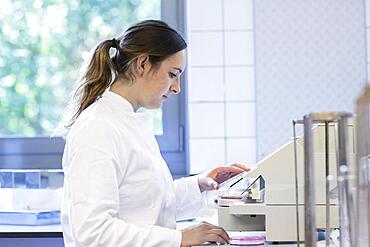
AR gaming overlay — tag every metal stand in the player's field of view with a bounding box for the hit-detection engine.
[293,112,353,247]
[292,120,300,247]
[303,115,316,247]
[355,85,370,247]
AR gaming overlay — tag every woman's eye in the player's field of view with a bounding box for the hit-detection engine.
[169,72,176,78]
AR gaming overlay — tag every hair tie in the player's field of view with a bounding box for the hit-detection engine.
[112,38,119,48]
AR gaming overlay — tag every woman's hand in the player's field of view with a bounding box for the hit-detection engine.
[181,222,230,247]
[198,163,250,192]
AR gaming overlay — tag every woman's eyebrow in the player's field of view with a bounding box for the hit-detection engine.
[172,67,183,74]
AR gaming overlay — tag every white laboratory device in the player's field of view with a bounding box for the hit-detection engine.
[217,121,356,242]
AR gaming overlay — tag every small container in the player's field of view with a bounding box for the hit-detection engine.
[0,169,63,225]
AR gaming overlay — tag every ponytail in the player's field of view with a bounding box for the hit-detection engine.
[66,39,118,128]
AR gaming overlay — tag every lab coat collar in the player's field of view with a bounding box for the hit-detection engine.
[101,90,135,113]
[101,90,152,127]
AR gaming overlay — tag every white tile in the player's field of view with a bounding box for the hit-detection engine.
[226,102,255,137]
[226,138,256,166]
[368,29,370,62]
[189,138,226,174]
[188,0,223,30]
[189,103,225,137]
[225,31,254,65]
[224,0,254,30]
[225,67,255,101]
[189,32,223,66]
[189,67,224,102]
[366,0,370,27]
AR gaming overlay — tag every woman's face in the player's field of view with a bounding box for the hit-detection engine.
[138,49,186,109]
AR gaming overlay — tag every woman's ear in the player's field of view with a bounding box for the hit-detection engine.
[135,54,151,76]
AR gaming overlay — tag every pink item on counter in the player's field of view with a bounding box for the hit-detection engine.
[229,235,265,246]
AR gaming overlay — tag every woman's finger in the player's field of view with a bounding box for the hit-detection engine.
[208,228,230,243]
[215,166,245,174]
[205,232,229,244]
[230,163,250,171]
[215,172,240,183]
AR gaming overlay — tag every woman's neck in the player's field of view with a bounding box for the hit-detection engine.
[110,79,141,112]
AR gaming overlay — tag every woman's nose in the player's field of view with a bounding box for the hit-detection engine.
[171,80,181,94]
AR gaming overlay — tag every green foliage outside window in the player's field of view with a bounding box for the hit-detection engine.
[0,0,161,136]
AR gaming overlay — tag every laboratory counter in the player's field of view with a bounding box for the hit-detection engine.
[0,219,306,246]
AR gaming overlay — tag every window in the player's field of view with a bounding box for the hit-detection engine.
[0,0,160,135]
[0,0,187,175]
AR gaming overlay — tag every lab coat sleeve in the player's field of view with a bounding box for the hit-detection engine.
[174,175,206,221]
[65,120,182,247]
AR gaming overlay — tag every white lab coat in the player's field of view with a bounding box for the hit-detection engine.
[61,90,205,247]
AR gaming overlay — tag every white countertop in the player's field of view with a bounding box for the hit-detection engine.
[0,224,61,233]
[0,211,313,246]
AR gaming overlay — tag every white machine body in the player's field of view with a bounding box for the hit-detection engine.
[217,123,356,242]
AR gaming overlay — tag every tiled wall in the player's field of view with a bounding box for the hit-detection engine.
[366,0,370,76]
[187,0,256,174]
[186,0,368,174]
[255,0,367,160]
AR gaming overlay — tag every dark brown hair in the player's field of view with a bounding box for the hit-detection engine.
[65,20,187,128]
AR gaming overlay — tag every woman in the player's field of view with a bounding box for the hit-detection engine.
[61,20,249,247]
